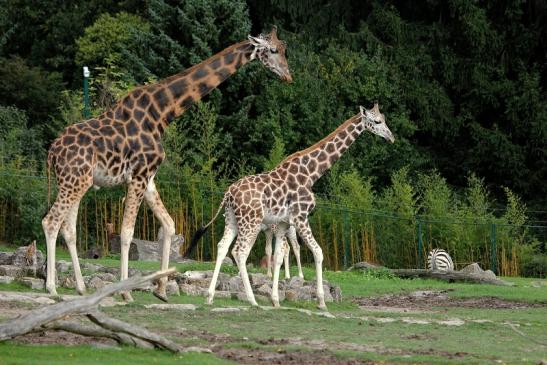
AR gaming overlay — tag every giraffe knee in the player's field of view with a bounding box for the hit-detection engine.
[163,217,175,238]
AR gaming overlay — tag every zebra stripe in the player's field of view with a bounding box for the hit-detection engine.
[427,249,454,272]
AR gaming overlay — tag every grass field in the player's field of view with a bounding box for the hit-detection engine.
[0,250,546,364]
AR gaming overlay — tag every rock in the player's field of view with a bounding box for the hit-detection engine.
[35,297,56,305]
[85,246,103,259]
[236,291,249,301]
[181,271,210,280]
[94,272,117,282]
[222,256,234,265]
[211,307,241,313]
[11,245,44,270]
[83,263,103,272]
[0,275,14,284]
[288,276,305,288]
[60,276,76,289]
[166,280,180,296]
[330,285,342,302]
[145,303,197,311]
[0,252,13,265]
[256,284,272,296]
[19,277,45,290]
[86,276,106,289]
[285,289,299,301]
[56,260,72,273]
[323,285,334,302]
[0,265,25,277]
[249,273,269,287]
[460,263,484,274]
[214,291,232,299]
[180,283,206,296]
[482,270,497,280]
[110,232,184,262]
[227,276,243,292]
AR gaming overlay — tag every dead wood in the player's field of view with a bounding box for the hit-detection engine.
[390,269,514,286]
[0,267,175,341]
[87,311,183,352]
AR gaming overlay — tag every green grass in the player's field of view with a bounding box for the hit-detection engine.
[0,343,232,365]
[1,254,546,364]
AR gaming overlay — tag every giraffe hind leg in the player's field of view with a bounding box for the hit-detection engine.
[232,224,261,307]
[206,207,237,305]
[144,180,175,302]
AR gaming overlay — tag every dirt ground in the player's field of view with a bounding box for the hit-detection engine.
[352,290,545,310]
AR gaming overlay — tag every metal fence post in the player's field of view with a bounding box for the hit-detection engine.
[490,223,497,275]
[343,209,350,269]
[417,219,423,269]
[83,66,91,118]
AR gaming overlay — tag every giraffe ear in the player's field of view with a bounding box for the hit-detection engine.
[248,35,267,47]
[372,101,380,114]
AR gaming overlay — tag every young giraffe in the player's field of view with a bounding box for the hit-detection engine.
[261,224,304,279]
[188,103,394,310]
[42,27,291,302]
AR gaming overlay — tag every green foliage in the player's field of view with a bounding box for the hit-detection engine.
[360,267,398,280]
[0,106,44,163]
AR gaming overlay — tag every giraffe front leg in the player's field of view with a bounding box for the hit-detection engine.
[264,228,273,278]
[206,209,237,305]
[232,224,261,307]
[295,219,327,311]
[144,181,175,303]
[60,201,86,295]
[119,180,145,302]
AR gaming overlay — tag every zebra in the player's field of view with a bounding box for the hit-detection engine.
[427,249,454,272]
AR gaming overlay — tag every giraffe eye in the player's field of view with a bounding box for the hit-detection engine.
[270,48,278,54]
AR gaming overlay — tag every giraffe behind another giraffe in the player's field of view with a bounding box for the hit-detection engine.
[187,104,394,310]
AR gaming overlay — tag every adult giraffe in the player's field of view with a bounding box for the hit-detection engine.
[188,104,394,310]
[42,27,291,302]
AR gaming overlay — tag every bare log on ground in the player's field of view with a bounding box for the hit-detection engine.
[390,269,514,286]
[46,319,154,349]
[87,311,182,352]
[0,268,176,341]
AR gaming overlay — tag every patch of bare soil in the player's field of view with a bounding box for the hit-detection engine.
[216,347,373,365]
[353,290,545,310]
[14,330,118,348]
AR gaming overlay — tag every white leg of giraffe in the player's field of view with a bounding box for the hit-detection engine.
[287,226,304,279]
[119,179,145,302]
[60,201,85,295]
[264,227,273,278]
[206,208,238,305]
[271,224,290,307]
[144,179,175,302]
[43,178,92,295]
[232,225,261,307]
[295,219,326,310]
[283,238,291,280]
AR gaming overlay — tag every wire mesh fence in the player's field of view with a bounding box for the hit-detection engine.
[0,170,545,276]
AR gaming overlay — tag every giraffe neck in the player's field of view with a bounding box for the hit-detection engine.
[281,113,364,185]
[114,40,255,137]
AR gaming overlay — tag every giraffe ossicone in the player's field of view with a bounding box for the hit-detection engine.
[186,104,394,310]
[41,26,291,301]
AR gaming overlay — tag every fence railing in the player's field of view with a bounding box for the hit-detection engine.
[0,170,545,276]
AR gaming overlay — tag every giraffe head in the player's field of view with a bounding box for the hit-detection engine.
[359,103,395,143]
[248,26,292,83]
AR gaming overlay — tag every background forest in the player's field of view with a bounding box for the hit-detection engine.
[0,0,545,276]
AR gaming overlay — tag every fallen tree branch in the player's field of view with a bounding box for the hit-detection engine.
[87,311,182,352]
[389,269,514,286]
[0,267,176,341]
[45,319,154,349]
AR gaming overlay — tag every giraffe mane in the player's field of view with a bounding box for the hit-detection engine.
[280,113,361,163]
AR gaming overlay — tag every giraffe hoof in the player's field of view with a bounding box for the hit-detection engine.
[76,287,87,296]
[205,297,213,305]
[153,290,168,303]
[121,291,134,302]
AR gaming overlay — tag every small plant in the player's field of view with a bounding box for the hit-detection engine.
[361,267,398,280]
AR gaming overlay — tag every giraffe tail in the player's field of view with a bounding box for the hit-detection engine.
[45,151,54,212]
[183,192,229,258]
